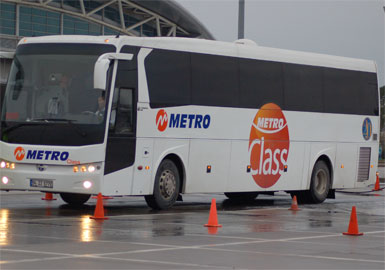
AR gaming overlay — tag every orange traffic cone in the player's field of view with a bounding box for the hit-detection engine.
[289,195,300,211]
[204,198,222,227]
[90,193,109,220]
[372,174,381,191]
[41,192,56,201]
[343,206,363,236]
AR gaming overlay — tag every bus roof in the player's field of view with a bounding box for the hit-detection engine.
[19,35,376,73]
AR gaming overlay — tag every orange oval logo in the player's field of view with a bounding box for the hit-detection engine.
[156,109,168,132]
[249,103,290,188]
[14,147,26,161]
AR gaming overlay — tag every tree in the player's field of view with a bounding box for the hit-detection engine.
[381,85,385,130]
[380,86,385,160]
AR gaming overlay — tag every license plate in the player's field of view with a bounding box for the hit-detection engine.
[30,179,53,188]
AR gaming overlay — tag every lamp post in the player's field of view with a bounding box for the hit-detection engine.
[238,0,245,39]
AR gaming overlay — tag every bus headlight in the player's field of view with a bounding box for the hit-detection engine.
[2,176,9,185]
[1,160,16,170]
[73,164,98,173]
[88,165,95,173]
[83,181,92,189]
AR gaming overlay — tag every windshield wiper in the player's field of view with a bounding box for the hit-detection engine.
[30,118,88,137]
[2,122,47,134]
[28,118,75,122]
[3,118,87,137]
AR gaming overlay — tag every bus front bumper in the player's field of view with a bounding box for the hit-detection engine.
[0,162,102,194]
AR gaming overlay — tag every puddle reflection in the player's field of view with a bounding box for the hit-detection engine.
[80,215,104,242]
[81,215,93,242]
[0,209,9,246]
[250,223,278,233]
[206,226,219,235]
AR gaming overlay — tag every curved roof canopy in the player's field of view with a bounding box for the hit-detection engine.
[3,0,214,39]
[130,0,214,39]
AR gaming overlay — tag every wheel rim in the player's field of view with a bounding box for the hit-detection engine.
[315,169,327,195]
[159,169,176,200]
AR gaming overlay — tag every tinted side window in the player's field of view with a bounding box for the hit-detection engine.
[239,59,284,109]
[191,53,238,107]
[324,68,362,114]
[284,64,323,112]
[360,72,379,116]
[117,46,139,89]
[109,88,134,135]
[145,49,191,108]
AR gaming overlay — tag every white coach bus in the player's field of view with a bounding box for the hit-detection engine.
[0,36,379,209]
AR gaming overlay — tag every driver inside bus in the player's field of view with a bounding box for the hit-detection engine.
[95,94,106,117]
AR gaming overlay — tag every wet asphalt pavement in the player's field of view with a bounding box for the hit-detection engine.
[0,187,384,269]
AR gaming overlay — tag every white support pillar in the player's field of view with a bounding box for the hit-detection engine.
[79,0,86,15]
[87,0,116,16]
[156,17,161,36]
[238,0,245,39]
[118,0,125,29]
[166,26,176,37]
[15,4,19,36]
[126,16,155,32]
[60,13,64,34]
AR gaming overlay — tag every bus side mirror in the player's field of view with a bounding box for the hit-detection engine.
[93,53,134,90]
[94,58,111,90]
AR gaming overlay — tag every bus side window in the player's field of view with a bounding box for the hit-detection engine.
[109,88,133,135]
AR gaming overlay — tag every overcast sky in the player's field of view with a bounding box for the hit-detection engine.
[175,0,385,86]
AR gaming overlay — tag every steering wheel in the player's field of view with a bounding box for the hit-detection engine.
[81,111,95,115]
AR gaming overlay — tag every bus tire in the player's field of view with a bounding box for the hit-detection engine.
[60,193,91,206]
[224,192,259,201]
[145,159,180,210]
[307,160,331,204]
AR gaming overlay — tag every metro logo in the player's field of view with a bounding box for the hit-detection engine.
[156,109,168,132]
[13,147,69,162]
[14,147,26,161]
[249,103,290,188]
[156,110,211,132]
[26,150,69,161]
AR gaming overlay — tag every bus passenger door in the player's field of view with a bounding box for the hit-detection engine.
[104,87,137,174]
[103,57,138,195]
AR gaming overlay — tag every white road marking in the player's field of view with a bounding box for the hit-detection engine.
[198,246,385,264]
[0,248,224,268]
[4,231,384,266]
[0,256,77,264]
[8,233,184,247]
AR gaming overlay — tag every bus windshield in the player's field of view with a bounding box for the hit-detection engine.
[1,43,115,146]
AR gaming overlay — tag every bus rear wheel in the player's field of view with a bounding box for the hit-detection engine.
[224,192,259,201]
[145,159,180,210]
[60,193,91,206]
[308,160,331,203]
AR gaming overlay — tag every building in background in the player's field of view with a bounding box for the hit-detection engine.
[0,0,214,101]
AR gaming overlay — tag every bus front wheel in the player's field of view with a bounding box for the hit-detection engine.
[60,193,91,206]
[145,159,180,210]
